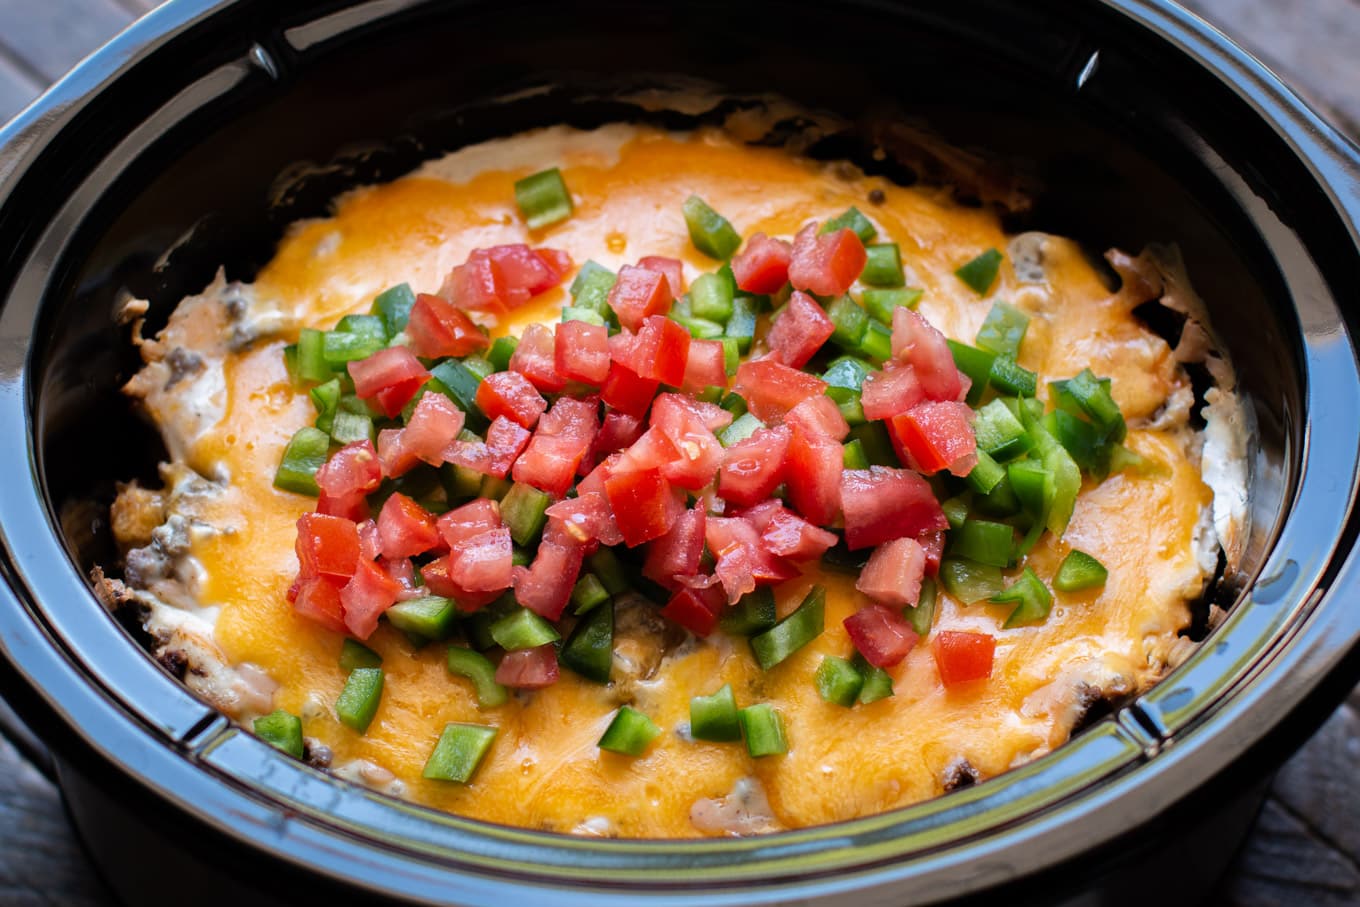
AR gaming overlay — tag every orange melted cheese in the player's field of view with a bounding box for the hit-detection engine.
[185,127,1210,836]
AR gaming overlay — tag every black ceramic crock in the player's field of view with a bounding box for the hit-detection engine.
[1,1,1359,904]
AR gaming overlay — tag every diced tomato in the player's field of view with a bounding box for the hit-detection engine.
[513,396,600,495]
[861,363,925,421]
[933,631,996,687]
[381,556,420,599]
[718,425,791,507]
[787,224,867,297]
[631,315,690,387]
[533,248,574,287]
[844,604,918,668]
[607,265,673,331]
[295,512,360,583]
[340,558,403,639]
[783,423,843,525]
[637,255,684,300]
[376,493,441,560]
[419,557,502,610]
[443,416,531,478]
[615,426,680,474]
[892,308,966,401]
[554,319,611,386]
[508,323,567,393]
[604,467,683,546]
[706,516,798,603]
[856,537,926,608]
[448,526,513,592]
[765,290,835,369]
[682,338,729,393]
[736,499,784,532]
[643,504,706,588]
[585,411,644,469]
[600,362,659,417]
[317,490,369,522]
[840,466,949,550]
[487,244,571,305]
[513,522,587,619]
[435,498,502,549]
[476,370,547,429]
[608,329,638,369]
[357,518,381,562]
[441,248,506,312]
[407,293,489,359]
[376,427,420,478]
[647,393,725,491]
[651,392,733,433]
[495,644,560,689]
[888,401,977,476]
[760,506,839,561]
[316,440,382,498]
[733,359,828,422]
[918,528,945,577]
[731,232,793,295]
[402,392,466,466]
[659,584,726,637]
[348,346,429,418]
[576,451,622,500]
[292,577,348,634]
[784,394,850,441]
[546,492,623,547]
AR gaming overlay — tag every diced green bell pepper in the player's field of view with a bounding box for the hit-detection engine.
[939,557,1005,603]
[274,426,330,496]
[422,722,497,782]
[253,710,304,759]
[738,703,788,757]
[1054,549,1109,592]
[815,656,864,707]
[560,600,613,683]
[386,595,458,641]
[598,706,661,756]
[956,248,1003,295]
[446,646,509,708]
[994,567,1054,628]
[489,607,560,651]
[975,301,1029,358]
[683,196,742,260]
[514,168,573,229]
[340,638,382,672]
[750,585,825,670]
[336,667,383,733]
[690,684,742,742]
[861,243,905,287]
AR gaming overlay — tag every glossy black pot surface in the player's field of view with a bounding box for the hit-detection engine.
[1,1,1359,905]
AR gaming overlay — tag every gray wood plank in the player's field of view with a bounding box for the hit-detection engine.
[0,0,134,84]
[0,47,42,126]
[1216,797,1360,907]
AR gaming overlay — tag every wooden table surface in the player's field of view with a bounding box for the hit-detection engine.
[0,1,1356,904]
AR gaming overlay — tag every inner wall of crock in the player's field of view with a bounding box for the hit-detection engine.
[33,0,1298,703]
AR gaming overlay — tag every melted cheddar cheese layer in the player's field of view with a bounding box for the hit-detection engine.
[165,126,1210,836]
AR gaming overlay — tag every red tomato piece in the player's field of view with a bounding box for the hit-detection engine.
[615,425,680,474]
[318,489,369,522]
[508,323,567,393]
[376,427,420,478]
[495,644,560,689]
[576,451,622,500]
[733,359,828,423]
[933,631,996,687]
[760,506,839,561]
[441,248,507,312]
[513,522,587,619]
[659,584,726,638]
[840,466,949,550]
[861,363,926,421]
[892,308,966,402]
[731,232,793,295]
[856,537,927,608]
[608,329,638,369]
[292,577,348,634]
[637,255,684,300]
[706,516,798,603]
[918,528,945,577]
[340,558,403,640]
[546,491,623,547]
[487,244,566,306]
[788,224,867,297]
[643,504,706,588]
[443,416,532,478]
[783,423,843,525]
[357,519,381,562]
[376,493,441,560]
[513,396,600,495]
[435,498,502,549]
[844,604,918,668]
[718,425,791,507]
[554,319,611,386]
[585,411,645,469]
[784,394,850,441]
[419,557,501,610]
[600,362,659,418]
[348,346,429,418]
[381,556,419,598]
[316,439,382,498]
[476,370,547,430]
[736,499,784,532]
[533,248,574,287]
[607,265,672,332]
[765,290,835,369]
[295,512,360,583]
[407,293,489,359]
[648,393,725,491]
[449,526,513,592]
[402,392,466,467]
[631,315,691,387]
[682,338,729,393]
[651,392,733,433]
[889,401,978,477]
[604,467,683,547]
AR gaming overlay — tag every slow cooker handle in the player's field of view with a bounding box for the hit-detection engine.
[0,692,57,783]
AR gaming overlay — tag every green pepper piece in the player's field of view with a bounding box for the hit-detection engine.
[274,426,329,496]
[321,328,383,368]
[820,206,877,243]
[295,328,332,384]
[815,656,864,707]
[462,595,517,651]
[501,482,551,546]
[1007,459,1049,517]
[598,706,662,756]
[975,302,1029,358]
[489,607,561,651]
[853,653,895,703]
[560,600,613,684]
[738,703,788,757]
[515,168,573,229]
[956,248,1003,295]
[989,356,1037,397]
[842,438,870,470]
[827,295,868,349]
[973,473,1022,518]
[941,494,971,531]
[683,195,742,260]
[586,548,630,596]
[823,355,875,392]
[422,723,498,782]
[571,260,617,316]
[719,337,741,376]
[1021,405,1082,537]
[858,319,893,361]
[562,306,607,326]
[310,378,342,433]
[974,398,1034,462]
[690,272,735,322]
[690,684,742,741]
[371,283,417,336]
[428,359,487,431]
[945,339,995,406]
[939,557,1005,604]
[1046,410,1106,474]
[446,646,509,708]
[336,667,384,734]
[905,577,937,637]
[995,567,1054,628]
[966,448,1007,495]
[253,710,304,759]
[725,294,758,353]
[478,474,514,501]
[1051,368,1127,443]
[1054,549,1109,592]
[717,412,765,448]
[718,390,748,418]
[570,573,611,615]
[488,336,519,372]
[720,586,777,637]
[672,313,726,340]
[331,410,374,445]
[949,519,1015,567]
[847,422,898,467]
[441,459,484,503]
[861,243,905,287]
[750,586,825,670]
[340,638,382,672]
[861,287,922,324]
[386,595,458,641]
